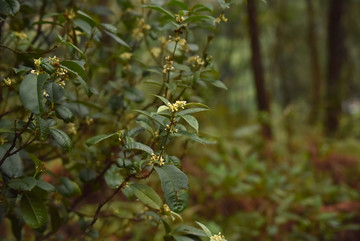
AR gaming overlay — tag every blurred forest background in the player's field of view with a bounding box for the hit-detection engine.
[183,0,360,240]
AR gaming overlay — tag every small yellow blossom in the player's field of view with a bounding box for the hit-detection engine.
[67,123,77,135]
[0,137,8,145]
[150,47,161,58]
[65,9,76,20]
[132,18,151,41]
[120,52,132,60]
[162,56,174,74]
[85,116,94,125]
[57,80,66,88]
[213,14,228,24]
[188,55,205,67]
[210,233,227,241]
[34,57,43,68]
[49,56,61,65]
[163,204,171,213]
[14,31,28,40]
[167,100,186,113]
[148,153,165,166]
[175,14,186,24]
[3,77,15,86]
[55,67,68,78]
[158,36,168,47]
[31,70,40,75]
[43,89,49,97]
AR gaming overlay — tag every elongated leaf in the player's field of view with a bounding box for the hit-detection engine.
[177,108,208,116]
[0,0,20,16]
[37,180,55,192]
[55,105,74,123]
[173,235,201,241]
[20,194,47,228]
[77,10,96,27]
[60,64,90,96]
[177,130,215,145]
[35,115,49,141]
[130,183,163,209]
[181,115,199,132]
[103,30,130,49]
[155,165,189,213]
[56,177,81,197]
[0,145,23,178]
[86,133,117,146]
[61,60,85,77]
[44,82,64,102]
[104,165,124,189]
[211,80,227,90]
[135,110,167,127]
[195,221,212,238]
[153,94,170,105]
[74,19,92,36]
[143,5,175,19]
[124,141,153,155]
[173,225,207,237]
[8,177,37,191]
[49,128,71,151]
[19,73,48,114]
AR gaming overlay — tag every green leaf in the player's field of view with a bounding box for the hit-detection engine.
[56,177,81,197]
[77,10,96,27]
[173,235,201,241]
[60,63,90,96]
[20,194,47,228]
[44,82,64,102]
[135,110,166,127]
[143,5,175,19]
[55,105,74,123]
[211,80,227,90]
[36,180,55,192]
[19,73,48,114]
[130,183,163,210]
[177,108,208,116]
[153,94,170,105]
[157,105,169,113]
[177,130,216,144]
[155,165,189,213]
[173,225,207,237]
[8,177,37,191]
[74,19,92,36]
[61,60,85,77]
[86,133,117,147]
[124,141,153,155]
[0,145,23,178]
[103,30,131,49]
[104,165,124,189]
[79,168,97,182]
[181,115,199,132]
[49,128,71,151]
[195,221,212,238]
[185,15,215,23]
[35,115,49,141]
[0,0,20,16]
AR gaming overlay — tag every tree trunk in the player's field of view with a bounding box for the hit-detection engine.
[325,0,347,135]
[306,0,322,124]
[246,0,272,140]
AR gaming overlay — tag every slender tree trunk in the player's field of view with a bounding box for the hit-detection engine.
[306,0,322,124]
[325,0,347,135]
[246,0,272,140]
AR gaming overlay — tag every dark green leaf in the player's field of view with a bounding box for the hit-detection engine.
[181,115,199,132]
[85,133,118,147]
[77,10,96,27]
[143,5,175,19]
[74,19,92,36]
[20,194,47,228]
[79,168,97,182]
[56,177,81,197]
[19,73,48,114]
[155,165,189,213]
[0,0,20,16]
[195,221,212,238]
[44,82,64,103]
[103,30,131,49]
[61,60,85,77]
[177,108,208,116]
[55,105,74,123]
[177,130,216,144]
[49,128,71,151]
[37,180,55,192]
[130,183,163,209]
[104,165,124,189]
[8,177,37,191]
[211,80,227,90]
[173,225,207,237]
[173,235,201,241]
[124,141,153,155]
[35,115,49,141]
[0,145,23,178]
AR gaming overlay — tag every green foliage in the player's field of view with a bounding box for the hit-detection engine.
[0,0,229,240]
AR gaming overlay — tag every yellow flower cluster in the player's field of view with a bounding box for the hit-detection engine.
[150,47,161,58]
[213,14,228,24]
[49,56,60,65]
[188,55,205,67]
[132,18,151,41]
[210,233,227,241]
[167,100,186,113]
[3,77,15,86]
[175,14,186,24]
[166,124,178,134]
[148,153,165,166]
[162,56,174,74]
[14,31,28,40]
[34,57,43,68]
[120,52,132,60]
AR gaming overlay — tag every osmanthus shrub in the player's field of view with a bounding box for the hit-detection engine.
[0,0,230,240]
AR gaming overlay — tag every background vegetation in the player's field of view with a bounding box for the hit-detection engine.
[1,0,360,241]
